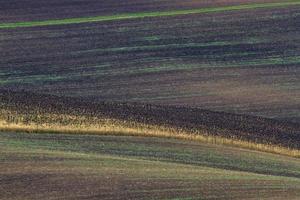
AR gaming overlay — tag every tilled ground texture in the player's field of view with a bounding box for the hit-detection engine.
[1,132,300,200]
[0,1,299,122]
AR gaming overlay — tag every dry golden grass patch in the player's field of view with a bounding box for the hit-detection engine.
[1,111,299,158]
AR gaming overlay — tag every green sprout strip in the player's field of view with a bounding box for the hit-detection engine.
[1,1,300,29]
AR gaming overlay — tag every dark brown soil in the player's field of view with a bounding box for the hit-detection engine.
[1,90,300,149]
[1,3,299,122]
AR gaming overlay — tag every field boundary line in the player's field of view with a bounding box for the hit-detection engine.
[1,1,300,29]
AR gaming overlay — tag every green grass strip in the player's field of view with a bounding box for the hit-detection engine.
[1,1,300,29]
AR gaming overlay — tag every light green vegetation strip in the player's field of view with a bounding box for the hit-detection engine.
[2,132,300,180]
[1,133,300,200]
[1,1,300,29]
[2,55,299,86]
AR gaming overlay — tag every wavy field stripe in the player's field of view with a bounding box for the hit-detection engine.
[1,1,300,29]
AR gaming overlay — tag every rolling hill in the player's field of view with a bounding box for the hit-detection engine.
[1,1,300,199]
[1,132,300,200]
[1,0,300,122]
[1,89,299,156]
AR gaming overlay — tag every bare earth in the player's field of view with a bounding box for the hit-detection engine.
[1,132,300,200]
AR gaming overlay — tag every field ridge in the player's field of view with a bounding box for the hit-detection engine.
[1,89,299,157]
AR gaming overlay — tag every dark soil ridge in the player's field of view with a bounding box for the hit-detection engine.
[0,89,299,149]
